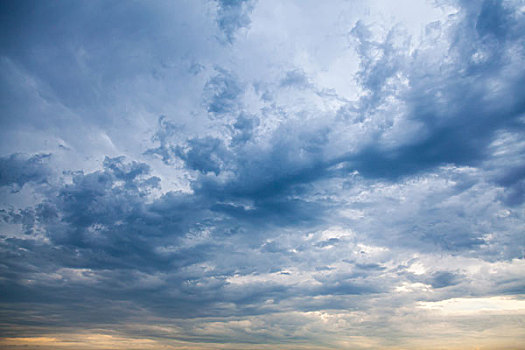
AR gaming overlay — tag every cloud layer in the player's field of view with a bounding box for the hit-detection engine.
[1,0,524,349]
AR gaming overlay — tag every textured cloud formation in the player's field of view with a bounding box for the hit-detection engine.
[1,0,524,349]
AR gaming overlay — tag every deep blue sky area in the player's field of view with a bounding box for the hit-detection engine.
[0,1,524,349]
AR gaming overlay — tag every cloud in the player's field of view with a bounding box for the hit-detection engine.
[343,0,525,183]
[0,153,51,191]
[280,69,311,89]
[0,0,524,348]
[427,271,462,289]
[215,0,256,43]
[204,67,244,116]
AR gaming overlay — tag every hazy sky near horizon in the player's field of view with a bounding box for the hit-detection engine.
[1,0,525,349]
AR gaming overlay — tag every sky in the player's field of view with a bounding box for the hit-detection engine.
[0,0,524,349]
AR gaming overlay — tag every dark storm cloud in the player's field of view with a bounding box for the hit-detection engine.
[0,153,51,190]
[0,151,328,324]
[174,0,525,215]
[427,271,462,289]
[231,113,259,146]
[144,116,185,165]
[175,137,230,175]
[496,164,525,206]
[8,157,171,271]
[204,67,244,116]
[344,0,525,187]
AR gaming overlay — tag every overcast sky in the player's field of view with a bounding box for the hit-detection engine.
[1,0,524,349]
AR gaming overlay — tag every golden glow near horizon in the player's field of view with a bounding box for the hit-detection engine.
[2,295,524,350]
